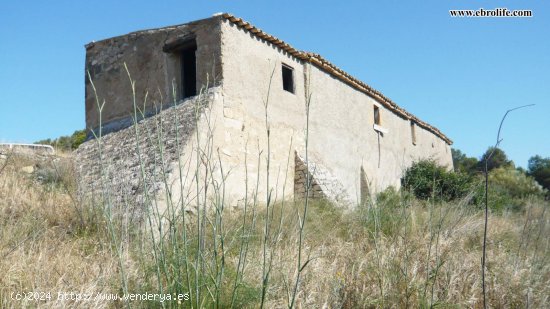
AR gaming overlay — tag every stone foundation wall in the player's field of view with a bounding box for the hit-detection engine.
[75,89,217,215]
[294,152,353,206]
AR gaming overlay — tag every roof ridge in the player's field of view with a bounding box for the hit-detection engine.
[221,13,452,145]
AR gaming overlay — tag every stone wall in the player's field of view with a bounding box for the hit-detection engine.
[294,152,353,206]
[85,16,222,134]
[75,88,218,215]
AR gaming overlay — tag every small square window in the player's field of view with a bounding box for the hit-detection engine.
[373,105,381,125]
[282,64,294,93]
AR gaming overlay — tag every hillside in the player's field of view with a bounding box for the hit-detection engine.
[0,151,549,308]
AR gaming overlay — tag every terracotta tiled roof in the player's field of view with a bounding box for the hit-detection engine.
[221,13,452,145]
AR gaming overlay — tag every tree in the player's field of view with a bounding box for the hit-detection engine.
[403,159,473,201]
[527,155,550,191]
[477,147,512,172]
[70,129,87,149]
[451,148,479,175]
[34,129,87,151]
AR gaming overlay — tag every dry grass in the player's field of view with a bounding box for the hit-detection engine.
[226,197,549,308]
[1,153,549,308]
[0,153,121,309]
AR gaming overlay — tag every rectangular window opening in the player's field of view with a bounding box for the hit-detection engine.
[180,44,197,99]
[282,64,294,93]
[163,36,197,101]
[373,105,381,126]
[410,121,417,145]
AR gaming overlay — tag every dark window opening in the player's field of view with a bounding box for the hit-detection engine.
[373,105,381,125]
[180,45,197,99]
[163,37,197,100]
[410,121,417,145]
[282,64,294,93]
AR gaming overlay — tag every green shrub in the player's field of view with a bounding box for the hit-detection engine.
[35,129,87,151]
[376,186,402,207]
[371,187,413,236]
[486,167,545,212]
[71,129,87,149]
[403,160,473,201]
[490,167,543,198]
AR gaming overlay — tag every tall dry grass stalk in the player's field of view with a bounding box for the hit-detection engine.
[481,104,534,309]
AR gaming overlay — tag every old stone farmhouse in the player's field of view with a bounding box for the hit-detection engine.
[76,13,453,210]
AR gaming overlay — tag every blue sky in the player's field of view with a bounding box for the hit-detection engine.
[0,1,548,167]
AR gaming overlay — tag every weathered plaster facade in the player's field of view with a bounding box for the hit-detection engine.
[77,13,453,211]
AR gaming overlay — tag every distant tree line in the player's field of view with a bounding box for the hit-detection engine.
[35,129,87,152]
[452,147,550,192]
[403,147,549,211]
[527,155,550,192]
